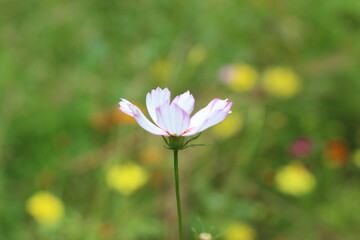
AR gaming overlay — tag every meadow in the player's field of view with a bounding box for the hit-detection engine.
[1,0,360,239]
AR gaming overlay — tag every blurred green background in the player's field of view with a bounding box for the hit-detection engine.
[1,0,360,239]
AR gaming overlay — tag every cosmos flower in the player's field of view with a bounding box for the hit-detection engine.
[26,191,64,225]
[119,87,232,137]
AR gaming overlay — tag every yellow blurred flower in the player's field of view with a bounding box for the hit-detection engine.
[219,64,258,92]
[211,111,243,138]
[26,191,64,225]
[225,222,256,240]
[106,163,148,196]
[150,59,173,83]
[187,45,207,66]
[275,162,316,196]
[353,149,360,168]
[263,67,301,98]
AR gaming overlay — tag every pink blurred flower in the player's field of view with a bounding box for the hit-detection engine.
[289,138,313,158]
[119,87,232,137]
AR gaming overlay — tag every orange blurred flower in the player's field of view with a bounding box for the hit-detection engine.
[98,222,115,239]
[325,139,348,167]
[110,108,137,125]
[90,107,137,131]
[139,145,165,167]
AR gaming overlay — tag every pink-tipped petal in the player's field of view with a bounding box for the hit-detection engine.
[183,99,232,136]
[119,99,169,136]
[146,87,171,123]
[155,102,190,136]
[171,90,195,115]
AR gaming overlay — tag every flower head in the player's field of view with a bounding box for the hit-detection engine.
[26,191,64,226]
[119,87,232,137]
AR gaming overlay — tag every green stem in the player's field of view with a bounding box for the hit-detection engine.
[173,149,183,240]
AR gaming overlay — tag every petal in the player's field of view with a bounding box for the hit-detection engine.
[146,87,171,123]
[171,90,195,115]
[155,102,190,136]
[119,99,169,136]
[183,98,232,136]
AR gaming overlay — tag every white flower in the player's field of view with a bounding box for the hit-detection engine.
[119,87,232,137]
